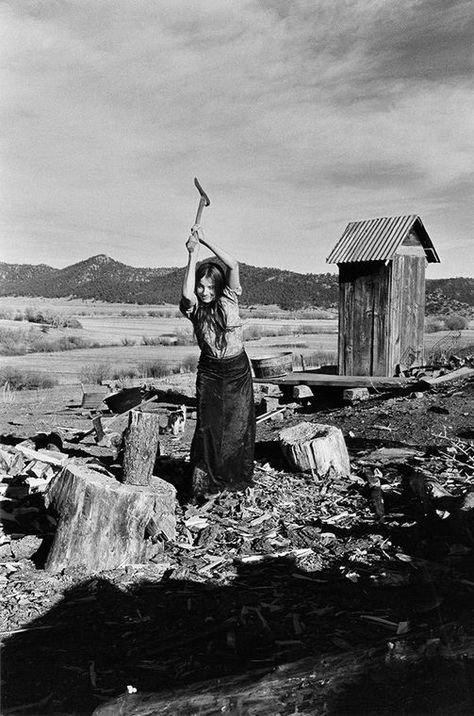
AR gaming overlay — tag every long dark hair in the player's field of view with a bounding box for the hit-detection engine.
[195,261,228,351]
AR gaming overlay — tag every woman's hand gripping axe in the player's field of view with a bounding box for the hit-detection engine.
[194,177,210,225]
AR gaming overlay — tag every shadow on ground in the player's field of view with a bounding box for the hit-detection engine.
[3,554,474,716]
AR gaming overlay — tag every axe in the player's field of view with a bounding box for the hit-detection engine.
[193,177,210,225]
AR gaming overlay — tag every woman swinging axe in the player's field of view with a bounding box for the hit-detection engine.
[180,224,255,499]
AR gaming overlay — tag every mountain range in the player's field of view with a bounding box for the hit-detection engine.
[0,255,473,312]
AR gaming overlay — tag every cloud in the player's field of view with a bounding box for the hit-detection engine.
[0,0,472,276]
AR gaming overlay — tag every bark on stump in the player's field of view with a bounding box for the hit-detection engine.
[44,464,176,573]
[122,410,161,486]
[279,422,350,479]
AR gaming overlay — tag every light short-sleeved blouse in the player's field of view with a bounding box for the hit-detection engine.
[180,285,244,358]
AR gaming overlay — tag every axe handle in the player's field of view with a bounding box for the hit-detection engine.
[194,197,207,225]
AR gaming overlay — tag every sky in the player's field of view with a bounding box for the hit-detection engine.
[1,0,473,278]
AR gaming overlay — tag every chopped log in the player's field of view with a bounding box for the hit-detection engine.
[279,422,350,479]
[44,464,176,573]
[122,410,161,486]
[145,476,177,541]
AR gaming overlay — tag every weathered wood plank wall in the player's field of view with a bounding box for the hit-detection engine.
[338,243,426,377]
[338,262,390,376]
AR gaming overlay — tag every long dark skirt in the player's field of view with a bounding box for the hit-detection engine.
[190,350,255,497]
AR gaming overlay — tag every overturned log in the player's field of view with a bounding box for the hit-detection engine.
[279,422,350,479]
[122,410,161,486]
[45,464,176,573]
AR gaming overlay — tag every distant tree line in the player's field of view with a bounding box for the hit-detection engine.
[0,257,473,312]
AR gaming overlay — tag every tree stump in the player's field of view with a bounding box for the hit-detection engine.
[44,464,176,573]
[122,410,161,486]
[279,422,350,479]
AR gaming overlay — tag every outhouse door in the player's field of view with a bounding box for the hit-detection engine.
[338,262,390,376]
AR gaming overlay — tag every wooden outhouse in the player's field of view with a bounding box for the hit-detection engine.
[326,215,439,377]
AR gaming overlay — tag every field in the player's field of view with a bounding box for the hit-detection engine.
[0,297,473,386]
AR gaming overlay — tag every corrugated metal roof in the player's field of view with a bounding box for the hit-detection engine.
[326,215,440,264]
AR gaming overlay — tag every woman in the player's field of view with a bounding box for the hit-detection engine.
[180,224,255,498]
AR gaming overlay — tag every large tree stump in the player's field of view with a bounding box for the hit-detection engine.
[279,422,350,479]
[122,410,161,486]
[44,464,176,573]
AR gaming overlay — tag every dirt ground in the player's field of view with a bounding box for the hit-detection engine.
[1,372,474,715]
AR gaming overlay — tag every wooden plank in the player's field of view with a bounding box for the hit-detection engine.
[418,367,474,388]
[372,264,390,376]
[338,265,354,375]
[389,254,403,374]
[254,373,414,389]
[352,266,373,376]
[417,256,426,365]
[398,255,425,370]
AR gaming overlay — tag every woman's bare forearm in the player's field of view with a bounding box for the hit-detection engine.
[193,227,240,289]
[182,242,199,300]
[200,236,238,270]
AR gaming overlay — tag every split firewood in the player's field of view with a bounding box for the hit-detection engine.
[364,467,385,519]
[399,464,474,544]
[14,445,67,468]
[256,406,287,424]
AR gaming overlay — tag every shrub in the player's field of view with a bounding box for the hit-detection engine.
[300,350,337,369]
[294,323,338,335]
[0,366,58,390]
[243,325,290,341]
[444,314,469,331]
[80,363,112,384]
[120,309,147,317]
[295,309,335,320]
[0,326,103,356]
[63,317,83,329]
[24,306,43,324]
[24,307,82,329]
[110,366,139,380]
[138,353,198,378]
[142,333,191,347]
[121,337,136,346]
[269,342,309,349]
[0,327,29,355]
[175,328,194,346]
[138,360,175,378]
[180,354,199,373]
[142,335,163,346]
[0,307,14,320]
[147,309,175,318]
[425,318,445,333]
[30,335,92,353]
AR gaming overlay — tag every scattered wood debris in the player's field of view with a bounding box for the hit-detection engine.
[1,372,474,714]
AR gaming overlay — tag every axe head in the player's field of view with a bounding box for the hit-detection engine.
[194,177,210,206]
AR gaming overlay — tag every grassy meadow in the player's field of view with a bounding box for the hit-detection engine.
[0,297,473,388]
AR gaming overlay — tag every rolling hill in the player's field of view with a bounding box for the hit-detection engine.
[0,255,473,312]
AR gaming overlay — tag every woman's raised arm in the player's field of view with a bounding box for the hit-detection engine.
[182,233,200,301]
[191,225,240,290]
